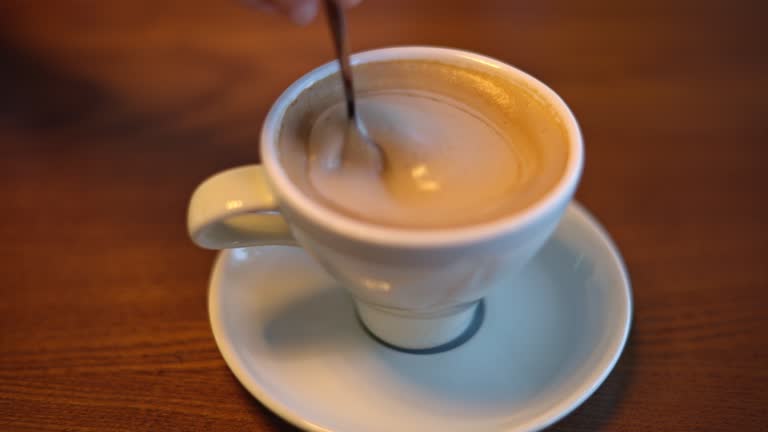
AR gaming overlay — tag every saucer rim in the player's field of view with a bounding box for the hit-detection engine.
[208,202,633,432]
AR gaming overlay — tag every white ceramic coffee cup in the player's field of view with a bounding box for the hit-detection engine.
[188,46,583,351]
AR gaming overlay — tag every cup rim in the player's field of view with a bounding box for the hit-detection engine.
[261,46,583,249]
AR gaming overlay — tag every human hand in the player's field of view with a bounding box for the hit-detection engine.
[247,0,362,25]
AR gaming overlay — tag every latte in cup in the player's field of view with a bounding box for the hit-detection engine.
[278,59,569,228]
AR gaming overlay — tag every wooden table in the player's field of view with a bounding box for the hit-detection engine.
[1,1,766,430]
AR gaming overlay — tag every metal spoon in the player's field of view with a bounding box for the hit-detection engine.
[323,0,385,172]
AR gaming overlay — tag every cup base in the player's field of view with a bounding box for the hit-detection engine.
[355,300,485,354]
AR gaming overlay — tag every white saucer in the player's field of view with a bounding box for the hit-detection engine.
[208,203,632,432]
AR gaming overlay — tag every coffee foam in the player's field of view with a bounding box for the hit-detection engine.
[278,59,569,229]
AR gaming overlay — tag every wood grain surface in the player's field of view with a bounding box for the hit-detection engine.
[1,1,766,430]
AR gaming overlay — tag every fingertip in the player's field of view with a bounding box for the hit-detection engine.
[290,0,319,25]
[337,0,362,8]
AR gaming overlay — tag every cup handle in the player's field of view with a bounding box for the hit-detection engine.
[187,165,295,250]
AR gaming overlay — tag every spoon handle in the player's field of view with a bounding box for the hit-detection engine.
[323,0,357,119]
